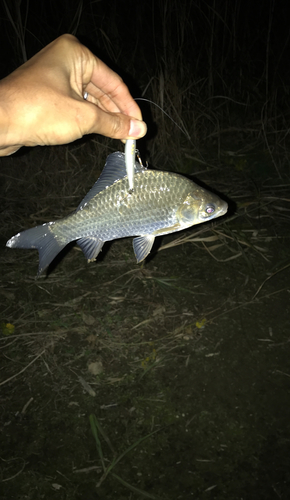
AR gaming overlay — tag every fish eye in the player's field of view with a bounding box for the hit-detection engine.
[206,204,215,214]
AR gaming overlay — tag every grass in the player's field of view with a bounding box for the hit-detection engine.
[1,172,289,498]
[1,1,290,499]
[89,413,164,498]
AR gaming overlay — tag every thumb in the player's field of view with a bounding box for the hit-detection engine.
[87,105,147,140]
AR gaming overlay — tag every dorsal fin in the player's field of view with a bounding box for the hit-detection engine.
[77,152,145,210]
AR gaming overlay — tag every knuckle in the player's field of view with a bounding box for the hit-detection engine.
[110,113,126,138]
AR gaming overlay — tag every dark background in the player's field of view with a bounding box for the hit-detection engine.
[1,3,290,500]
[1,0,290,133]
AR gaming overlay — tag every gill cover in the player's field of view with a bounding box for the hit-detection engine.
[176,194,199,224]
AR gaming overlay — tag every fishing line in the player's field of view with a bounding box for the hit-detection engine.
[134,98,191,141]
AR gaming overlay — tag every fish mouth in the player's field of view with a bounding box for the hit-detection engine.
[218,202,228,216]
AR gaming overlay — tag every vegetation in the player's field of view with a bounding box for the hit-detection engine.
[1,1,290,499]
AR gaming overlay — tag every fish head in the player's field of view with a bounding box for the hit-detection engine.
[176,188,228,227]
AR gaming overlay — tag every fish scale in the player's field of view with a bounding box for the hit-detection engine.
[53,171,186,244]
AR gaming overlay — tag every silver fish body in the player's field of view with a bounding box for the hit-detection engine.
[6,152,228,274]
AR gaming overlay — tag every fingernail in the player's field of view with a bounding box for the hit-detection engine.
[128,119,147,138]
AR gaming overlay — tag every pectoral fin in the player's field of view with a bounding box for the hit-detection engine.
[77,237,104,263]
[133,235,155,263]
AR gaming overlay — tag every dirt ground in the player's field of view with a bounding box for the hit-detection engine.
[1,143,290,499]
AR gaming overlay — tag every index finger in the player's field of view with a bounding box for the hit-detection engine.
[89,59,142,120]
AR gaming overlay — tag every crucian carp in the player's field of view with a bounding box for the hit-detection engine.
[6,152,228,274]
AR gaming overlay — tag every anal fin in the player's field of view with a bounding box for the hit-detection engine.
[77,237,104,263]
[133,235,155,263]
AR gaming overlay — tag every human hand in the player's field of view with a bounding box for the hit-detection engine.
[0,34,147,156]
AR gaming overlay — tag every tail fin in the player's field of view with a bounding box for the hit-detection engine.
[6,223,66,275]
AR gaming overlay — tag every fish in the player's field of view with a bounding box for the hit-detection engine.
[6,152,228,275]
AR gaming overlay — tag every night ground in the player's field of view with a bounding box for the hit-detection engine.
[1,1,290,498]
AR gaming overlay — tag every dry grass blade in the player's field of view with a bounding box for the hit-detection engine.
[0,349,45,387]
[252,262,290,300]
[1,458,27,483]
[202,242,242,262]
[157,226,221,252]
[105,427,162,476]
[111,472,165,499]
[3,0,28,63]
